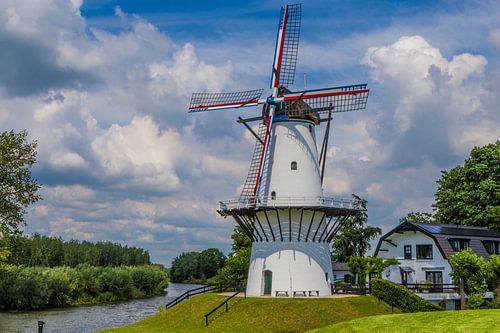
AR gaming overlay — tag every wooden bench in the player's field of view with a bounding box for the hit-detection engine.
[275,290,289,297]
[293,291,307,297]
[308,290,320,297]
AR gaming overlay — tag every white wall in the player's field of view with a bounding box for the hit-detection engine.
[247,240,333,297]
[263,119,323,201]
[377,231,452,284]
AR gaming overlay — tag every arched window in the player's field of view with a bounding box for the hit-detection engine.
[291,161,297,170]
[271,191,276,200]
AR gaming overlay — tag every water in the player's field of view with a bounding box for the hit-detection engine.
[0,283,204,333]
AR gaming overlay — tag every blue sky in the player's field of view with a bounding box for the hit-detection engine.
[0,0,499,265]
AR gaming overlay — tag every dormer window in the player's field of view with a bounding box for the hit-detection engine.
[449,239,470,252]
[291,161,297,170]
[483,241,500,255]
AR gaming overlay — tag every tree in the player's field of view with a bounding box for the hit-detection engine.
[169,252,200,283]
[0,130,41,235]
[449,249,487,309]
[400,211,435,224]
[347,256,399,285]
[214,226,252,284]
[198,248,225,279]
[332,195,382,262]
[485,255,500,300]
[434,141,500,231]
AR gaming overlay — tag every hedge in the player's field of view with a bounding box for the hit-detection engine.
[370,278,442,312]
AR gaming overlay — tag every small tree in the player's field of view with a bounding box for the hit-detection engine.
[348,256,399,285]
[485,255,500,300]
[0,130,41,235]
[449,249,487,309]
[332,195,382,261]
[213,226,252,284]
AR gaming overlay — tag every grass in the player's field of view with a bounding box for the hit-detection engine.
[310,309,500,333]
[100,293,398,333]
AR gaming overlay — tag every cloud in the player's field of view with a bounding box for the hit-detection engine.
[361,35,495,167]
[2,1,499,266]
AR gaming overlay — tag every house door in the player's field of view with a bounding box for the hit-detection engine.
[401,272,408,286]
[263,270,272,295]
[425,271,443,292]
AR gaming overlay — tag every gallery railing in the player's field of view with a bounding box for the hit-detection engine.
[220,196,362,210]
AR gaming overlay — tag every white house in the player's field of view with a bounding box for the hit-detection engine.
[374,221,500,309]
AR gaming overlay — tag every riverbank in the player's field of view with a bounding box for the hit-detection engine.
[100,293,397,332]
[0,283,202,333]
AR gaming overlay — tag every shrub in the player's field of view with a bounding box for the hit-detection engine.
[130,266,168,295]
[97,267,134,300]
[0,265,23,309]
[370,278,441,312]
[0,264,167,310]
[14,267,49,310]
[45,266,83,307]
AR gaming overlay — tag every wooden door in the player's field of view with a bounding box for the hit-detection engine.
[263,270,272,295]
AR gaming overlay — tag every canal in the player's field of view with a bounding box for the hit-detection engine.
[0,283,203,333]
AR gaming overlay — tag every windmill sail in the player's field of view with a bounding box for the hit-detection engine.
[239,124,268,202]
[271,4,302,89]
[189,89,264,112]
[282,84,369,115]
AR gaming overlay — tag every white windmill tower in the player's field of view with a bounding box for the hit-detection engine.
[189,3,369,297]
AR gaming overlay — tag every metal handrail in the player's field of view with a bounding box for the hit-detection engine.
[403,283,459,293]
[204,288,245,326]
[165,285,216,309]
[219,196,363,210]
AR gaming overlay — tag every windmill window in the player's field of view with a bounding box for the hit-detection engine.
[271,191,276,200]
[291,161,297,170]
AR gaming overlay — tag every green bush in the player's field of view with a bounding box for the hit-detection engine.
[370,278,441,312]
[14,267,49,310]
[45,266,83,307]
[97,267,134,300]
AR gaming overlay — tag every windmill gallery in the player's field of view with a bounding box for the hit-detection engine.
[189,3,370,297]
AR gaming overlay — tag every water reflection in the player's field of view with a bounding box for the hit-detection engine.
[0,283,203,333]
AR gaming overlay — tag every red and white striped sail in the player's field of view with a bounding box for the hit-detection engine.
[270,4,301,89]
[281,84,369,115]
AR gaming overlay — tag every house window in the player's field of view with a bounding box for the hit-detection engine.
[416,244,433,259]
[308,125,313,133]
[271,191,276,200]
[449,239,470,252]
[484,241,500,255]
[404,245,412,259]
[291,161,297,170]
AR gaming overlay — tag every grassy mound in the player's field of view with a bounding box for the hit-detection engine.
[311,309,500,333]
[100,294,398,333]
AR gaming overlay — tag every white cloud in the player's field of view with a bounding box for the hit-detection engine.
[91,116,182,191]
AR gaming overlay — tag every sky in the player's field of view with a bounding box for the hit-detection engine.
[1,0,499,265]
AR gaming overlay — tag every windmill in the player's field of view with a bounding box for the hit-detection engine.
[189,4,369,297]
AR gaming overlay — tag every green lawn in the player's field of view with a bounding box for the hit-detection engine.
[100,294,398,333]
[310,309,500,333]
